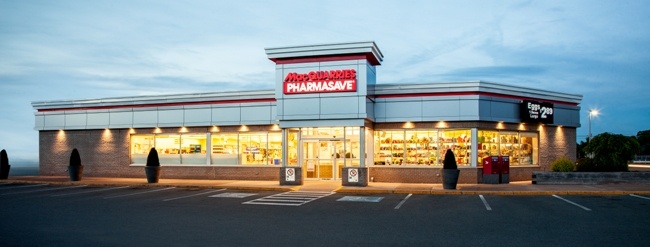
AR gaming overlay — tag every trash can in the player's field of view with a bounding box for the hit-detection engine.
[482,156,500,184]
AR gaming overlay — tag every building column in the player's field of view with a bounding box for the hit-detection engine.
[280,128,302,185]
[343,126,368,187]
[471,128,478,167]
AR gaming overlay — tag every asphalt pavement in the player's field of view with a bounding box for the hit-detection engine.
[3,173,650,196]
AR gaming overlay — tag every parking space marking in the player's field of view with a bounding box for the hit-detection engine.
[630,194,650,200]
[338,196,384,202]
[2,185,87,195]
[163,189,226,201]
[104,187,176,199]
[210,192,257,198]
[479,195,492,211]
[244,191,334,206]
[0,183,48,190]
[552,195,592,211]
[51,186,131,197]
[394,194,412,209]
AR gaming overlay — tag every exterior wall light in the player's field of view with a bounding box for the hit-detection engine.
[403,121,414,129]
[154,127,162,134]
[211,126,219,132]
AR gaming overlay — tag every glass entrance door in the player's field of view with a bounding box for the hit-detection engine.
[303,139,344,180]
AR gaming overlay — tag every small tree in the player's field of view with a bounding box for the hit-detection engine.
[69,148,81,167]
[146,148,160,167]
[443,149,457,170]
[584,132,640,171]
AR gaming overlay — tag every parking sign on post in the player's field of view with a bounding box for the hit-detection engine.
[286,168,295,182]
[348,168,358,183]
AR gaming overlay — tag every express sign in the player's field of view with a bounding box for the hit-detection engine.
[283,69,357,94]
[521,100,554,124]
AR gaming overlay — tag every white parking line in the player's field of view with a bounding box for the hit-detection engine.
[243,191,334,206]
[51,186,131,197]
[2,185,87,195]
[479,195,492,211]
[0,183,48,190]
[630,194,650,200]
[552,195,592,211]
[104,187,176,199]
[163,189,226,201]
[394,194,412,209]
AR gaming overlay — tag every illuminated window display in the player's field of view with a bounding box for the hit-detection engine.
[131,132,281,165]
[477,130,539,165]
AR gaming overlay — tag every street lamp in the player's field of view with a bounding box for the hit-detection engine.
[588,109,599,142]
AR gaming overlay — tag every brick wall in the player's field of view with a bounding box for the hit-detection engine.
[39,129,130,177]
[39,129,280,180]
[539,126,577,171]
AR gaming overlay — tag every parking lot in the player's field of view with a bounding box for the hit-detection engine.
[1,182,649,246]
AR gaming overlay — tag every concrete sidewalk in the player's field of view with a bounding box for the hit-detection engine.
[3,175,650,195]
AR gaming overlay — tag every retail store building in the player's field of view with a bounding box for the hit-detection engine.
[32,41,582,185]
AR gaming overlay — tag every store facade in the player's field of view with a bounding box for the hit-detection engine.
[32,41,582,185]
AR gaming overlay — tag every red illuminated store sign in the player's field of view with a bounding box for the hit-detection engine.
[284,69,357,94]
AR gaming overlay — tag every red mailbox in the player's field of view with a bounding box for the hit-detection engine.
[499,156,510,174]
[482,156,501,184]
[498,156,510,184]
[482,156,500,174]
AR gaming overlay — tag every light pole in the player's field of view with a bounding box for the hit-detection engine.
[588,109,599,142]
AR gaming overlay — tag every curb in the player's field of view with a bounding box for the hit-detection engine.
[4,179,650,196]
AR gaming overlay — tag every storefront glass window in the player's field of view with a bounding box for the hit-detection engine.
[239,133,266,165]
[375,130,404,165]
[268,133,282,165]
[211,134,239,165]
[519,132,538,165]
[180,134,207,165]
[287,130,299,165]
[131,135,154,164]
[130,130,283,165]
[404,130,438,166]
[477,130,539,166]
[439,130,471,166]
[156,134,181,164]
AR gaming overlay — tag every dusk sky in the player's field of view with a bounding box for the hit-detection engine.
[1,0,649,165]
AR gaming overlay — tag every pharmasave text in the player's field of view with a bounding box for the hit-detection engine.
[284,69,356,94]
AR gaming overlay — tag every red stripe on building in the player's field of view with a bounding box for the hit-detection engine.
[375,92,579,106]
[37,98,277,112]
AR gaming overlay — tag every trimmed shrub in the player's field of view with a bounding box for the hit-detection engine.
[69,148,81,167]
[443,149,457,170]
[1,149,8,167]
[146,148,160,167]
[575,158,597,172]
[551,157,575,172]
